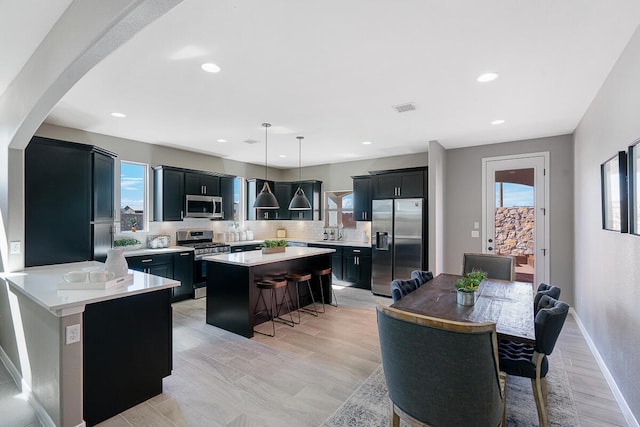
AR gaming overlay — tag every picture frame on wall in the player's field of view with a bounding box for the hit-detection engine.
[629,140,640,235]
[601,151,628,233]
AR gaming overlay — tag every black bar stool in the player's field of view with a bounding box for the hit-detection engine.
[253,278,295,337]
[313,267,338,310]
[285,272,320,321]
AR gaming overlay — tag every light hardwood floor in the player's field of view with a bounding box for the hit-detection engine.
[0,285,630,426]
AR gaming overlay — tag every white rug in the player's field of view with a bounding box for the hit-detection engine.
[323,349,578,427]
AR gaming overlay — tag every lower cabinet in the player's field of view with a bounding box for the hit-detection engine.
[342,247,372,289]
[127,252,193,301]
[308,244,370,289]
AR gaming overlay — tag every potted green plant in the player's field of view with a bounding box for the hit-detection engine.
[261,239,288,254]
[114,238,142,250]
[455,270,487,306]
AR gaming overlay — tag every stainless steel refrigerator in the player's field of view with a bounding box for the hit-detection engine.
[371,198,424,296]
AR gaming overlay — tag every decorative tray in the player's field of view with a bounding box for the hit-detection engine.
[57,273,134,290]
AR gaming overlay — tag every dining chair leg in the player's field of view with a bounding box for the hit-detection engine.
[391,404,400,427]
[541,376,548,407]
[531,376,548,427]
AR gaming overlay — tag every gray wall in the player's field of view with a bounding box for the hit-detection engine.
[574,25,640,421]
[429,141,446,275]
[443,134,575,306]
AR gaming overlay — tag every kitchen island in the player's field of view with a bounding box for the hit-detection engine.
[204,247,335,338]
[0,261,178,427]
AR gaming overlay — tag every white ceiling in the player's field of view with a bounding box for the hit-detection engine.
[5,1,640,169]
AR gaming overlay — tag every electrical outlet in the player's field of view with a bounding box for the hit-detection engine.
[66,324,81,345]
[10,241,21,254]
[473,222,480,229]
[471,230,480,238]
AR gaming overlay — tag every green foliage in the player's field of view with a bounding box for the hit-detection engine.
[261,239,288,248]
[455,269,487,293]
[114,238,141,247]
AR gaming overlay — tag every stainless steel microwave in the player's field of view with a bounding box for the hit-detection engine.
[185,195,223,219]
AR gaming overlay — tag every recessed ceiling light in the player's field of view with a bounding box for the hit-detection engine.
[491,119,505,125]
[477,72,499,82]
[362,141,372,145]
[217,139,227,143]
[279,154,287,158]
[111,112,126,118]
[201,63,221,73]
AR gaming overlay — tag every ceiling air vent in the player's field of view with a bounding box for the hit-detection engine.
[393,102,417,113]
[243,139,259,144]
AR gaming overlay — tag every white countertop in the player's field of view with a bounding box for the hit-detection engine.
[1,261,179,317]
[225,239,370,248]
[203,246,335,267]
[123,246,194,257]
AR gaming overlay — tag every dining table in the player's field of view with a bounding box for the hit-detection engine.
[390,273,535,344]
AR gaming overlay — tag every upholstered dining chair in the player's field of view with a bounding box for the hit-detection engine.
[463,253,515,281]
[390,278,422,303]
[410,270,434,286]
[377,304,506,427]
[498,295,569,427]
[534,283,561,315]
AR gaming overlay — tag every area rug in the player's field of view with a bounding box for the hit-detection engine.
[322,349,578,427]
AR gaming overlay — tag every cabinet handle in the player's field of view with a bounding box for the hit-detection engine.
[180,252,190,256]
[142,259,153,263]
[204,185,207,194]
[353,249,360,253]
[180,210,184,220]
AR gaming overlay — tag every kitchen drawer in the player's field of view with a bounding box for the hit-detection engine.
[343,246,371,256]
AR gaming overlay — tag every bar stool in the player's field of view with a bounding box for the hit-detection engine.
[313,268,338,310]
[253,278,295,337]
[285,273,319,322]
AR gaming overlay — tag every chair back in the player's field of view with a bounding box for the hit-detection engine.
[534,283,561,315]
[390,278,422,303]
[534,295,569,355]
[376,304,504,426]
[463,253,515,281]
[410,270,434,285]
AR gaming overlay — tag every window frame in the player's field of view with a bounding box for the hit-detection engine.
[119,160,149,233]
[324,190,355,228]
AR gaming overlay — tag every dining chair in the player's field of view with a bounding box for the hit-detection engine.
[534,283,561,315]
[498,295,569,427]
[377,304,506,427]
[390,278,422,303]
[410,270,434,286]
[463,253,515,281]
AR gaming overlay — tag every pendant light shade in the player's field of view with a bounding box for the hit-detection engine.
[289,136,312,210]
[253,122,280,209]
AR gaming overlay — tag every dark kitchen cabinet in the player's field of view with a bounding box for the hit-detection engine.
[352,175,372,221]
[172,251,194,301]
[247,178,278,220]
[220,176,235,220]
[247,178,322,221]
[154,166,185,221]
[307,243,347,282]
[127,253,174,279]
[371,168,426,199]
[289,180,322,221]
[185,172,220,196]
[25,137,115,267]
[342,247,372,289]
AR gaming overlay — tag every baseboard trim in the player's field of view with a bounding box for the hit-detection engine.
[0,346,57,427]
[570,307,639,427]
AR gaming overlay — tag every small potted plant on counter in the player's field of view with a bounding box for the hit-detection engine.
[114,238,142,250]
[455,270,487,306]
[261,239,288,254]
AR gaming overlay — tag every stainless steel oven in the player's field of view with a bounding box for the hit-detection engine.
[176,230,230,298]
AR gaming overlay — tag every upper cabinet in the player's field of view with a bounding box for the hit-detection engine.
[25,137,116,267]
[352,175,372,221]
[371,167,427,199]
[246,179,322,221]
[185,172,220,196]
[154,165,235,221]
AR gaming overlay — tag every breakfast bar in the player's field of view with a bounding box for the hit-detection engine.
[204,247,335,337]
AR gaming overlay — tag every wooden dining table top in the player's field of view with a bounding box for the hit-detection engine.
[390,273,535,344]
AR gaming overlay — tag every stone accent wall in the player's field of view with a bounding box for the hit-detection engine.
[494,207,534,256]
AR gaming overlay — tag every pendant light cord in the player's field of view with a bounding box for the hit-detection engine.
[262,123,271,180]
[297,136,304,182]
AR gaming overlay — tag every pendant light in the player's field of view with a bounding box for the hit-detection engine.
[289,136,312,210]
[253,122,280,209]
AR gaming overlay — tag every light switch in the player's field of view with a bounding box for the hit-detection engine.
[473,222,480,229]
[471,230,480,238]
[10,241,21,254]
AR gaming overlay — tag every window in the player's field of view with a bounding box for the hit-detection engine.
[120,161,147,232]
[324,191,355,228]
[233,177,243,222]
